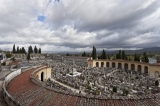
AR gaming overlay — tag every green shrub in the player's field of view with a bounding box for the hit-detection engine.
[113,86,117,93]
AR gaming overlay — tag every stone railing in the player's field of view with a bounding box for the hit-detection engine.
[2,66,42,106]
[2,68,22,106]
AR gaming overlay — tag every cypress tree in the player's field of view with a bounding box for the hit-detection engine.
[101,49,107,59]
[30,46,33,53]
[12,44,16,53]
[27,53,30,62]
[28,46,30,54]
[143,52,149,63]
[22,47,26,54]
[155,80,159,86]
[137,54,140,62]
[19,48,22,53]
[92,46,96,59]
[34,46,38,54]
[134,53,137,61]
[122,51,126,60]
[17,46,19,53]
[116,54,119,59]
[119,50,122,59]
[38,48,41,54]
[82,51,86,57]
[28,46,33,54]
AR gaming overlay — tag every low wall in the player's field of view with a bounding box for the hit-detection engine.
[2,66,41,106]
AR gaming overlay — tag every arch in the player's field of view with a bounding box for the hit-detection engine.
[124,63,128,70]
[41,72,44,82]
[118,63,122,69]
[144,66,148,74]
[112,62,116,68]
[131,64,135,70]
[96,62,99,67]
[155,71,159,78]
[106,62,110,67]
[101,62,104,67]
[137,65,142,73]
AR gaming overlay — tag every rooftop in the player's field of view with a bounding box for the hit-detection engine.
[6,68,160,106]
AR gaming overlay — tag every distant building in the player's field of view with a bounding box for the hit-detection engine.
[157,60,160,63]
[53,55,89,66]
[0,52,6,63]
[148,58,157,64]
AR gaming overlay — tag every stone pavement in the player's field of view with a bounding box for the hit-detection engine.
[0,69,11,81]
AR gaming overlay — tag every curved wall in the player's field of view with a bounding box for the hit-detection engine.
[2,65,44,106]
[88,59,160,77]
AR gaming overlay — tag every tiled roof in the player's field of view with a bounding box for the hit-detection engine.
[7,68,160,106]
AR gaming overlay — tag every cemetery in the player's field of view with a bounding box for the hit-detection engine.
[50,60,160,99]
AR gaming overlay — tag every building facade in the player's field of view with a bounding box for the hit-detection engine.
[88,58,160,77]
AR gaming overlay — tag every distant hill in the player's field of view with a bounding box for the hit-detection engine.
[43,47,160,54]
[122,47,160,54]
[137,47,160,53]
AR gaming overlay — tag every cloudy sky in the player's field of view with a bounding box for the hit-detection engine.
[0,0,160,53]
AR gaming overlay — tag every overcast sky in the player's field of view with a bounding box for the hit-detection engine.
[0,0,160,53]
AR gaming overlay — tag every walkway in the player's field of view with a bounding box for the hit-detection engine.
[106,69,118,76]
[50,78,86,95]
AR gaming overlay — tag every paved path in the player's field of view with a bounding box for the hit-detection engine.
[50,78,86,95]
[106,69,118,76]
[0,69,11,81]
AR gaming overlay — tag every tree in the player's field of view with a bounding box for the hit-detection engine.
[155,80,159,87]
[17,46,19,53]
[1,62,6,66]
[34,46,38,54]
[28,46,33,54]
[66,53,69,56]
[19,48,22,53]
[87,85,92,90]
[12,44,16,53]
[101,49,107,59]
[134,53,137,61]
[119,50,122,59]
[30,46,33,53]
[27,53,30,62]
[82,51,86,57]
[98,55,101,59]
[113,86,117,93]
[116,54,120,59]
[116,50,127,60]
[22,47,26,54]
[122,51,126,60]
[6,52,12,58]
[38,48,41,54]
[137,54,140,61]
[143,52,149,63]
[123,89,129,96]
[11,57,15,62]
[92,46,97,59]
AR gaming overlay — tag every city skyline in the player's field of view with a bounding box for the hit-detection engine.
[0,0,160,52]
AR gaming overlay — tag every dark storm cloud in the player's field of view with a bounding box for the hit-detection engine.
[0,0,160,52]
